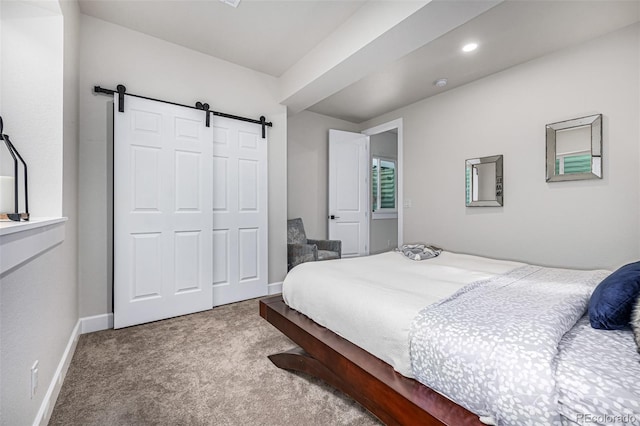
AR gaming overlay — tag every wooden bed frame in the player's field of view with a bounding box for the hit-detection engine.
[259,295,483,426]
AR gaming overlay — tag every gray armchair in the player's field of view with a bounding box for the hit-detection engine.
[287,218,341,271]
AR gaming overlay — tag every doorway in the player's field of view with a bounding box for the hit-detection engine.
[363,119,403,254]
[327,119,403,256]
[369,130,398,254]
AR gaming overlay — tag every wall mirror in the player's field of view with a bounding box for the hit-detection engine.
[546,114,602,182]
[465,155,503,207]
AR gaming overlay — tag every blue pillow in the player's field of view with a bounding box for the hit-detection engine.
[589,261,640,330]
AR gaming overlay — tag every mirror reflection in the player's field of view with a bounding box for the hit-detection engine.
[546,114,602,182]
[465,155,503,207]
[472,163,496,201]
[555,125,591,176]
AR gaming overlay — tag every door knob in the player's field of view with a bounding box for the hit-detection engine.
[329,215,340,220]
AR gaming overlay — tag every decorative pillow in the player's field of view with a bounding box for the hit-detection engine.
[589,261,640,330]
[632,296,640,353]
[396,244,442,261]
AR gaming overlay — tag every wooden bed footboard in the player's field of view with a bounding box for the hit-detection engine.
[259,295,482,426]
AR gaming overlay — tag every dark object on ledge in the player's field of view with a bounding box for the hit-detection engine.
[0,116,29,222]
[287,217,341,271]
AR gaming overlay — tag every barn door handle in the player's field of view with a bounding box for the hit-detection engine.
[329,215,340,220]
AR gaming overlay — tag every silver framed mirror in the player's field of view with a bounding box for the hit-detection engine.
[465,155,503,207]
[546,114,602,182]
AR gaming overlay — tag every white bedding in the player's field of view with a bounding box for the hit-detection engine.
[282,251,524,377]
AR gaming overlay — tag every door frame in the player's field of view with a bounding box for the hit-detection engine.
[361,118,404,248]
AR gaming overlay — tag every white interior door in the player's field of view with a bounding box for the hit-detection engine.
[328,129,369,257]
[211,116,268,306]
[114,94,213,328]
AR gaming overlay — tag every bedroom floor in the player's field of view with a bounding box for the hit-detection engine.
[49,299,380,425]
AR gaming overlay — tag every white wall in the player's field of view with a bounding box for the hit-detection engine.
[360,24,640,270]
[370,131,398,254]
[0,2,3,114]
[370,131,397,159]
[0,1,80,424]
[78,15,287,317]
[0,1,64,216]
[287,110,359,239]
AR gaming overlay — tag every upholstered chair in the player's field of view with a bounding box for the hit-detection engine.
[287,218,341,271]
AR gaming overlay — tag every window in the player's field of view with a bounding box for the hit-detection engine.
[372,157,397,219]
[465,167,470,205]
[555,152,592,175]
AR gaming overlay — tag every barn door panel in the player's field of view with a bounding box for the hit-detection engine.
[114,95,213,328]
[211,116,268,306]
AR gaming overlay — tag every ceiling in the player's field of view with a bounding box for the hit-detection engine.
[308,1,640,122]
[78,0,367,77]
[79,0,639,123]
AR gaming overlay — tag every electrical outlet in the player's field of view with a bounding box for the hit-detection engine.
[403,199,412,208]
[31,361,39,399]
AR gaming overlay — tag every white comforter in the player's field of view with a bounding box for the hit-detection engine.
[282,251,523,377]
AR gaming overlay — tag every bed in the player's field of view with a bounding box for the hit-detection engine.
[259,251,640,425]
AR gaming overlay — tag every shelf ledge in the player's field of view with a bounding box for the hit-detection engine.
[0,217,67,276]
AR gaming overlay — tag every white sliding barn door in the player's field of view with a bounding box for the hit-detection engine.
[210,116,268,306]
[114,95,213,328]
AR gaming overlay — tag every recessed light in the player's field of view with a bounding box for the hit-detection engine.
[219,0,241,7]
[462,42,478,53]
[434,78,448,88]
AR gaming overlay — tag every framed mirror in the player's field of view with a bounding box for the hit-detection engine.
[546,114,602,182]
[465,155,503,207]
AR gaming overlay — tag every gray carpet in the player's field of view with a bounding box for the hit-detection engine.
[49,299,381,425]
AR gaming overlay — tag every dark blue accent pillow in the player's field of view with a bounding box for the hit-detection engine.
[589,261,640,330]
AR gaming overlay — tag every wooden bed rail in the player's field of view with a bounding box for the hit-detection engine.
[259,295,483,426]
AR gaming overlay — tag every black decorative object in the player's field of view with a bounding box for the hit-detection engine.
[94,84,272,138]
[0,116,29,221]
[116,84,126,113]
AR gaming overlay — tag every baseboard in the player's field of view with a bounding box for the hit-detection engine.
[80,313,114,334]
[32,312,114,425]
[268,281,283,295]
[33,319,81,426]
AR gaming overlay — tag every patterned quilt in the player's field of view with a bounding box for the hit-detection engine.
[409,265,609,426]
[556,316,640,425]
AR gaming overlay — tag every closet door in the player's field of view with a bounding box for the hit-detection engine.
[210,116,268,306]
[114,95,213,328]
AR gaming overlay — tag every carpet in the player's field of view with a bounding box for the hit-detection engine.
[49,299,381,425]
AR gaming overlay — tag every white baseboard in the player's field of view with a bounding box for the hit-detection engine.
[80,313,114,334]
[33,319,81,426]
[267,281,283,295]
[32,312,114,426]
